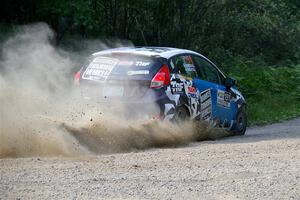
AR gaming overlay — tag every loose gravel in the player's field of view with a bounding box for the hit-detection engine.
[1,118,299,200]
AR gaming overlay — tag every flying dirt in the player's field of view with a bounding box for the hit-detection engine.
[0,23,228,158]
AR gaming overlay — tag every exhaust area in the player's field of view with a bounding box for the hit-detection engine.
[0,23,226,158]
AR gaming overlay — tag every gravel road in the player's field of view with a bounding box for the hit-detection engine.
[1,118,300,200]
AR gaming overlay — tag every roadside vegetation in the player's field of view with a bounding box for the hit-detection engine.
[1,0,299,125]
[230,64,300,125]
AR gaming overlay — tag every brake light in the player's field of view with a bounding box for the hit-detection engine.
[150,65,170,88]
[74,71,81,85]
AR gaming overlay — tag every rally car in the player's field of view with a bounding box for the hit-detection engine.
[74,47,247,135]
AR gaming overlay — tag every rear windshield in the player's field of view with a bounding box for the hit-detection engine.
[81,53,156,82]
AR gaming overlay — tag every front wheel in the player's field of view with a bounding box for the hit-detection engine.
[232,108,247,135]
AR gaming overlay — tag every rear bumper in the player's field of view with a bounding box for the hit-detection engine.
[78,87,171,120]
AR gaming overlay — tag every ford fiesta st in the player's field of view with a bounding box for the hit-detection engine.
[74,47,247,135]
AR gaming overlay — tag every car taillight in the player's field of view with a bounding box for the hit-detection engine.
[74,71,81,85]
[150,65,170,88]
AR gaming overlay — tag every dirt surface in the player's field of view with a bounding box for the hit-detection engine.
[0,118,300,200]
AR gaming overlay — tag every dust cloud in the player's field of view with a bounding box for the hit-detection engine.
[0,23,222,158]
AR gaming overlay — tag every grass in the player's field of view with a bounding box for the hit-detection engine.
[247,94,300,125]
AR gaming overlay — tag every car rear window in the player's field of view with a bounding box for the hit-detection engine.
[81,53,157,82]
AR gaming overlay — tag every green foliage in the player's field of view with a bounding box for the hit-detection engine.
[2,0,299,66]
[230,64,300,124]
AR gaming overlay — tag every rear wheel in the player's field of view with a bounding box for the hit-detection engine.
[233,107,247,135]
[172,106,189,123]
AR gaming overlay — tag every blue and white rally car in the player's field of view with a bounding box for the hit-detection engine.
[74,47,247,135]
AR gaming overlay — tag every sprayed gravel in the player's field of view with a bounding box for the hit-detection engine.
[1,118,300,200]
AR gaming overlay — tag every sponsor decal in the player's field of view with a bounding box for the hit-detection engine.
[135,61,150,67]
[183,55,193,64]
[170,79,184,94]
[82,57,118,82]
[127,70,149,76]
[201,99,211,109]
[217,90,231,108]
[182,55,196,72]
[200,89,211,102]
[184,64,196,72]
[201,106,212,120]
[188,86,196,94]
[200,89,212,120]
[188,86,197,98]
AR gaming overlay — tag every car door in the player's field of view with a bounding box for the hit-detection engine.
[192,55,236,126]
[169,54,201,118]
[169,54,214,121]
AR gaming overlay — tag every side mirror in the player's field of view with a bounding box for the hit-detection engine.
[225,77,236,88]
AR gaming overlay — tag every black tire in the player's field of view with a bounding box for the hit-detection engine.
[233,107,247,135]
[172,106,189,123]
